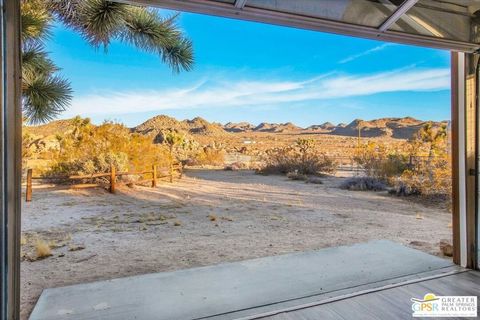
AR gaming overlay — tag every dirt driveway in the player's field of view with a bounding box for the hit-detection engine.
[21,169,452,319]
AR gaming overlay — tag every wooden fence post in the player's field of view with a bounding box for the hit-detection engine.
[26,169,32,202]
[109,165,116,193]
[152,165,157,188]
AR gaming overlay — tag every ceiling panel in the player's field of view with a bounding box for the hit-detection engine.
[134,0,480,51]
[389,0,480,43]
[245,0,399,28]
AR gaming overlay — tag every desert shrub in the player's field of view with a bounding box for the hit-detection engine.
[191,146,225,166]
[353,124,451,201]
[391,124,451,199]
[224,162,249,171]
[261,139,337,175]
[340,177,387,191]
[44,118,171,179]
[391,157,451,197]
[46,151,130,177]
[389,180,421,196]
[354,142,408,182]
[286,171,308,181]
[286,172,323,184]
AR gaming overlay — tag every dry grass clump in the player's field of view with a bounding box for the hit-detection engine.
[208,214,217,221]
[35,240,52,259]
[21,231,73,261]
[173,220,182,226]
[68,244,85,252]
[340,177,387,192]
[261,139,337,176]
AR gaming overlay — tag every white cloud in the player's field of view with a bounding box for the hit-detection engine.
[338,43,393,64]
[66,67,450,117]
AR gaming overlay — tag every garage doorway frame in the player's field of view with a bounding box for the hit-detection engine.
[1,0,478,318]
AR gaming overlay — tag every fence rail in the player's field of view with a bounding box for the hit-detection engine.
[25,162,183,202]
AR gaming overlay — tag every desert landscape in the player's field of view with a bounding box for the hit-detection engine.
[14,1,464,318]
[21,115,452,319]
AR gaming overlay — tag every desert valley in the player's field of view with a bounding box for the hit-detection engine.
[20,115,452,319]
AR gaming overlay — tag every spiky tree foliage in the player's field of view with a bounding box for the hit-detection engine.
[21,0,194,124]
[21,0,72,124]
[163,130,186,156]
[47,0,194,72]
[409,123,448,158]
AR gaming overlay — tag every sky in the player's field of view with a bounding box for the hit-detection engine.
[46,10,451,127]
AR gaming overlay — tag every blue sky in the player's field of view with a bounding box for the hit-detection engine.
[46,10,451,127]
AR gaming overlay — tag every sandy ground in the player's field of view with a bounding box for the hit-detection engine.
[21,169,452,319]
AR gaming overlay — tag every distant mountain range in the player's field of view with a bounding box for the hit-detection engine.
[27,115,449,141]
[222,117,448,139]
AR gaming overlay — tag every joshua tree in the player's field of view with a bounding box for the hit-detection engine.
[70,116,92,140]
[21,0,194,124]
[163,130,185,159]
[296,138,315,165]
[163,130,185,181]
[21,0,72,124]
[411,123,448,158]
[296,138,315,153]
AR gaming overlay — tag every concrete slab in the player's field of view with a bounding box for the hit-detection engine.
[29,240,453,320]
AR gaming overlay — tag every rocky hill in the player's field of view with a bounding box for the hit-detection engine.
[307,122,336,132]
[23,119,79,154]
[24,119,75,137]
[132,115,227,143]
[329,117,448,139]
[220,117,447,139]
[253,122,301,133]
[224,122,255,132]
